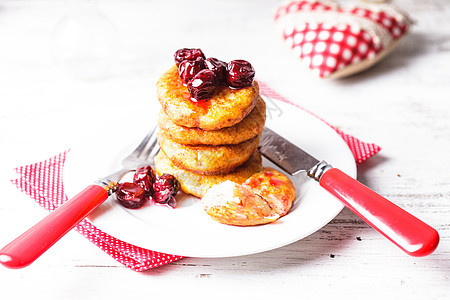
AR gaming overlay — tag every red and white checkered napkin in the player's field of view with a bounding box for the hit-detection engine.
[11,154,184,271]
[274,0,411,78]
[10,84,380,271]
[258,82,381,164]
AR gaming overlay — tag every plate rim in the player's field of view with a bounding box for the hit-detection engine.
[64,99,356,257]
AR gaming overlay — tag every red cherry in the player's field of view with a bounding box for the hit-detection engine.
[153,174,180,207]
[174,48,205,66]
[178,57,206,84]
[133,165,156,196]
[116,182,146,209]
[187,69,217,101]
[226,60,255,88]
[154,174,180,195]
[204,57,227,84]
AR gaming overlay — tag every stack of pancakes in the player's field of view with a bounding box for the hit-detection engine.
[154,65,266,198]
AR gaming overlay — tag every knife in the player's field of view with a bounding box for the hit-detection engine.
[259,127,439,257]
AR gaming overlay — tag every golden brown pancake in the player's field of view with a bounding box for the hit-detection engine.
[157,130,260,175]
[243,167,296,217]
[201,167,296,226]
[154,150,262,198]
[201,181,280,226]
[156,65,259,130]
[158,96,266,146]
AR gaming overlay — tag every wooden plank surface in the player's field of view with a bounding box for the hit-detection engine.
[0,0,449,299]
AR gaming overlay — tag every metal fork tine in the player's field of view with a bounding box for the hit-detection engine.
[129,126,158,158]
[142,137,159,161]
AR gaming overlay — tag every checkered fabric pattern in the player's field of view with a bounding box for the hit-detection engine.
[11,152,184,271]
[275,0,410,78]
[10,83,380,271]
[258,81,381,164]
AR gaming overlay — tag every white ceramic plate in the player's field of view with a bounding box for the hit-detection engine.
[64,99,356,257]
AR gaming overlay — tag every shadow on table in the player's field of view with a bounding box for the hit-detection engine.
[356,153,390,187]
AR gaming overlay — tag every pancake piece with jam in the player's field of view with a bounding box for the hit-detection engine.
[156,65,259,131]
[201,167,296,226]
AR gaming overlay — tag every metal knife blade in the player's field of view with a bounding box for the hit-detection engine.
[259,127,320,176]
[258,126,439,257]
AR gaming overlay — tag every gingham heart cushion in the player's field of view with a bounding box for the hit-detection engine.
[274,0,411,78]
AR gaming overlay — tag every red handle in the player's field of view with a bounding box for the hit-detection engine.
[319,168,439,257]
[0,185,108,269]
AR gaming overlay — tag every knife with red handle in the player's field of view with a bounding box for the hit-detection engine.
[259,127,439,256]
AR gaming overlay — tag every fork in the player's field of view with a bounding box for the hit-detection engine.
[0,127,159,269]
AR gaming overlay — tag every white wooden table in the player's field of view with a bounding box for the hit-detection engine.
[1,0,449,298]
